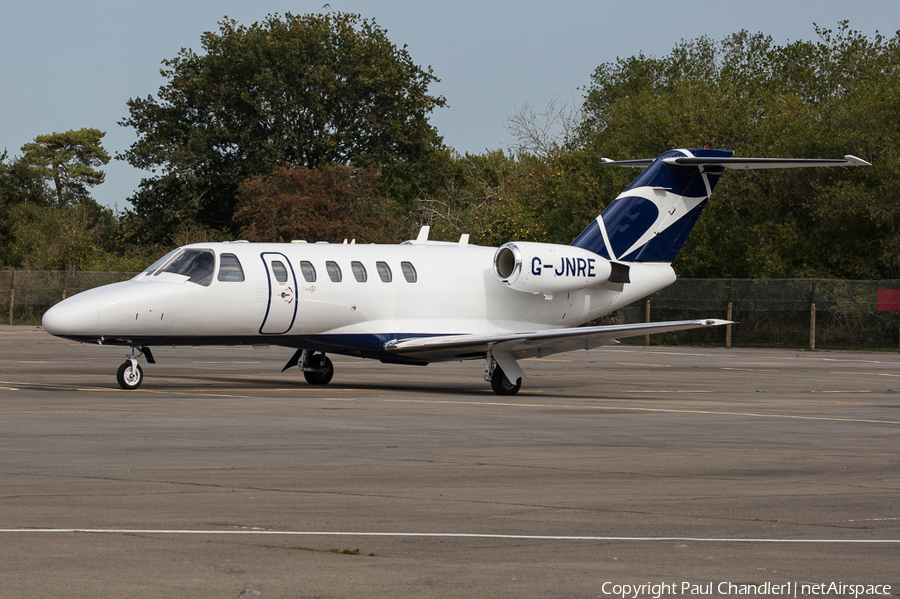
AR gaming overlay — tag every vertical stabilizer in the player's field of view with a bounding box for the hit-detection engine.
[571,148,732,263]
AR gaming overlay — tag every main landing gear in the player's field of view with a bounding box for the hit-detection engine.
[280,348,523,395]
[116,346,155,390]
[490,366,522,395]
[484,351,522,396]
[283,349,334,386]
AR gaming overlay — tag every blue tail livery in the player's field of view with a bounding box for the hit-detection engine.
[571,148,870,263]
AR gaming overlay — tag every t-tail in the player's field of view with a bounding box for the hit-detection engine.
[571,148,870,263]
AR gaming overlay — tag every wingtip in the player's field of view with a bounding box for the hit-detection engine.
[844,155,872,167]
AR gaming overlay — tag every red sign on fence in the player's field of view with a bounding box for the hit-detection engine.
[877,289,900,312]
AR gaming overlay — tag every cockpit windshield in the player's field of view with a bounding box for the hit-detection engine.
[139,248,180,277]
[151,248,216,286]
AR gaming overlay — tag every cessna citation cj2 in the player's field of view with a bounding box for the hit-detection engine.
[43,148,869,394]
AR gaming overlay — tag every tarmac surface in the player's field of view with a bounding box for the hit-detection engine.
[0,324,898,598]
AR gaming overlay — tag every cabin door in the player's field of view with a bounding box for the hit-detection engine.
[259,252,297,334]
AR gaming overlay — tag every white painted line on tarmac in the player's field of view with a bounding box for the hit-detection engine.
[0,529,898,543]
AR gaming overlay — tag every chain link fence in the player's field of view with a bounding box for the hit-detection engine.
[4,271,900,350]
[607,278,900,350]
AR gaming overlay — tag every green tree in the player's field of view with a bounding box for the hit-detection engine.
[120,10,447,243]
[20,128,110,207]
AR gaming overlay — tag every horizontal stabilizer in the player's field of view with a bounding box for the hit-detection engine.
[600,155,871,170]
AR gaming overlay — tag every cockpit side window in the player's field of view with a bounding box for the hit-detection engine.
[218,254,245,282]
[156,249,216,286]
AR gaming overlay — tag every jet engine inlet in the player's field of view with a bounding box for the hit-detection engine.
[492,241,613,294]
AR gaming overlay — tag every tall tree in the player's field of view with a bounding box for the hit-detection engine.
[120,10,447,243]
[20,128,110,207]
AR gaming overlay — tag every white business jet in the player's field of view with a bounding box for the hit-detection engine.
[42,148,869,394]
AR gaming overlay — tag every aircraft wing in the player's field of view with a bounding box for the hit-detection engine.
[383,319,730,363]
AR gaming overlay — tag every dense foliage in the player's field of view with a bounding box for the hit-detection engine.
[119,10,447,243]
[1,18,898,279]
[234,165,403,243]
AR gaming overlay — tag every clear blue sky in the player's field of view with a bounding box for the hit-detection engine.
[1,0,897,209]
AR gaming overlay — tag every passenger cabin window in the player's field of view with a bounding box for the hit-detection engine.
[401,261,417,283]
[272,260,289,283]
[217,254,244,282]
[326,261,342,282]
[300,260,316,282]
[351,261,367,282]
[376,261,392,283]
[156,248,215,286]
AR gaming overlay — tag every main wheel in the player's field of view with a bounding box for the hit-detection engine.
[490,366,521,396]
[304,354,334,386]
[116,361,144,390]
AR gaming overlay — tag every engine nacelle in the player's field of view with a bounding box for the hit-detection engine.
[493,242,613,295]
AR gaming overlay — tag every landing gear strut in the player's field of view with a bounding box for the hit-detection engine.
[116,345,154,390]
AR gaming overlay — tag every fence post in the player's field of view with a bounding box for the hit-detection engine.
[726,302,733,348]
[810,303,816,350]
[645,300,651,345]
[8,270,14,326]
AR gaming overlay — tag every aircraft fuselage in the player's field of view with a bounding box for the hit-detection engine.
[43,239,675,363]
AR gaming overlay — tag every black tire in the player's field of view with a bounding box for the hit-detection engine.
[490,366,521,396]
[304,354,334,386]
[116,361,144,390]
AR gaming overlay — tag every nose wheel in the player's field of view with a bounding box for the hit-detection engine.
[116,345,154,390]
[117,360,144,389]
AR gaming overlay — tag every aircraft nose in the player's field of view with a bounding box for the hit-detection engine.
[42,297,100,338]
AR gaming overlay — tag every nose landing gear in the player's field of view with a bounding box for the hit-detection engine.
[116,345,155,390]
[117,360,143,389]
